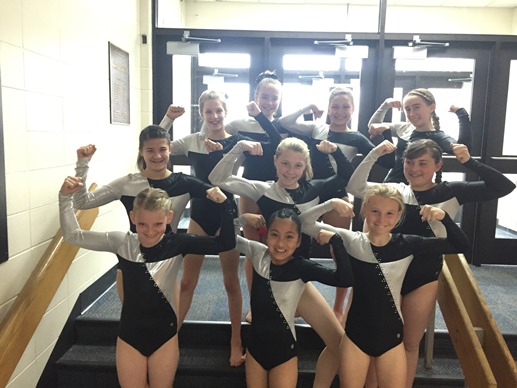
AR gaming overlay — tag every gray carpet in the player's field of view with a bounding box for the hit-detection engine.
[83,256,517,335]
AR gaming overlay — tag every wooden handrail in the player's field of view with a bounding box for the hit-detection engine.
[437,253,517,388]
[0,184,99,387]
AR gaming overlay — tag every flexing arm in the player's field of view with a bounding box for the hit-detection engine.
[159,104,185,133]
[346,140,397,198]
[449,144,516,203]
[72,145,138,209]
[410,208,471,255]
[60,178,125,252]
[247,102,283,147]
[277,104,323,137]
[450,106,472,149]
[300,198,354,238]
[208,140,270,202]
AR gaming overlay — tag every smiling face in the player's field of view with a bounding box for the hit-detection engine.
[200,98,227,135]
[403,94,435,131]
[328,93,354,127]
[266,218,301,264]
[140,138,171,174]
[255,83,281,120]
[274,149,306,189]
[404,151,442,191]
[362,195,402,238]
[130,208,173,248]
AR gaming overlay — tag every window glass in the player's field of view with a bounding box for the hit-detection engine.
[502,60,517,156]
[496,174,517,239]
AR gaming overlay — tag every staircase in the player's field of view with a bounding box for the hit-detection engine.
[40,258,517,388]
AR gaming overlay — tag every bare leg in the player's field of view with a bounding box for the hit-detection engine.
[297,283,343,387]
[401,281,438,388]
[269,357,298,388]
[339,334,370,388]
[115,337,148,388]
[219,248,245,366]
[116,269,124,303]
[245,351,268,388]
[374,343,407,388]
[147,335,180,388]
[322,204,352,326]
[178,220,206,327]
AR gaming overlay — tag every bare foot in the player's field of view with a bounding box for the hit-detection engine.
[245,310,252,323]
[229,340,245,367]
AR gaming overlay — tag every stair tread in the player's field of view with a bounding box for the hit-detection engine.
[56,343,464,378]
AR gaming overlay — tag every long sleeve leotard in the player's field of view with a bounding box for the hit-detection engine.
[209,140,355,256]
[300,200,470,357]
[161,111,283,182]
[225,112,284,181]
[347,150,515,293]
[60,192,235,357]
[72,157,212,233]
[368,101,472,183]
[278,106,395,179]
[235,233,353,369]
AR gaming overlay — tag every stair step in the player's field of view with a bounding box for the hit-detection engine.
[56,341,464,388]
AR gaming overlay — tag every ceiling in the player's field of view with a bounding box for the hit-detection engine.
[191,0,517,7]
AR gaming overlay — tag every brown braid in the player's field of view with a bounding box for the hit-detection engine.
[406,88,440,130]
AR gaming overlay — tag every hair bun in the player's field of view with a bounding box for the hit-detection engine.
[256,70,278,84]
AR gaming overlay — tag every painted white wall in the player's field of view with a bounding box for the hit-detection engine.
[173,1,517,35]
[0,0,153,386]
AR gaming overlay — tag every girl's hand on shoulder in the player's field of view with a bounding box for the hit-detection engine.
[206,187,227,203]
[368,123,390,138]
[451,143,470,163]
[240,140,263,156]
[76,144,96,159]
[242,213,266,228]
[316,140,337,154]
[246,101,261,117]
[310,104,324,119]
[419,205,445,222]
[166,104,185,121]
[316,230,336,245]
[60,176,83,194]
[373,140,396,156]
[385,98,402,110]
[330,198,355,218]
[205,138,223,153]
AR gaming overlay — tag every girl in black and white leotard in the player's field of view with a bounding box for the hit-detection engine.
[368,89,472,184]
[159,90,282,367]
[300,185,470,388]
[210,136,355,385]
[279,87,394,322]
[72,126,214,301]
[61,182,235,388]
[235,209,353,387]
[347,139,515,387]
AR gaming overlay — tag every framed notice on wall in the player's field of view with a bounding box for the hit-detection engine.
[108,42,130,124]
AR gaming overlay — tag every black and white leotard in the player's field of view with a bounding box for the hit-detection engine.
[347,150,515,294]
[225,113,284,181]
[234,232,353,369]
[368,102,472,183]
[72,157,211,233]
[300,200,470,356]
[278,107,394,179]
[209,140,355,256]
[60,192,236,357]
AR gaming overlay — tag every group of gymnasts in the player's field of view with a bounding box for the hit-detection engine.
[59,71,515,388]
